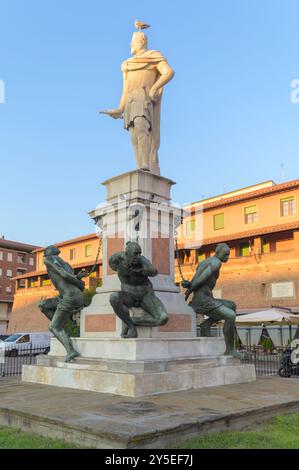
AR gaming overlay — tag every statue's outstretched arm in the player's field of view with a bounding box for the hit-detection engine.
[45,258,84,289]
[100,72,128,119]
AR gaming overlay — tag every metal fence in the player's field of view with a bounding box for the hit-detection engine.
[240,346,299,378]
[196,326,299,378]
[1,336,299,379]
[0,345,49,377]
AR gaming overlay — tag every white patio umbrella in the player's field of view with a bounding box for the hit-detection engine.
[235,308,299,326]
[235,308,299,347]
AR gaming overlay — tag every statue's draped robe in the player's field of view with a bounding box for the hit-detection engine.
[121,50,167,171]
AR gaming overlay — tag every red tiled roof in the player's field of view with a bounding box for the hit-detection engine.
[33,233,99,253]
[192,179,299,211]
[180,221,299,249]
[12,259,102,280]
[0,239,41,252]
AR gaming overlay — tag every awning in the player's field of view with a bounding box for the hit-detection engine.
[235,308,299,326]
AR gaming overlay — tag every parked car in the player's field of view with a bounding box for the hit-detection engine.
[0,332,53,357]
[0,335,9,341]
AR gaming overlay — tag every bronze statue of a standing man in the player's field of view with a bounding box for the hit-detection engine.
[101,25,175,175]
[182,243,242,359]
[39,246,85,362]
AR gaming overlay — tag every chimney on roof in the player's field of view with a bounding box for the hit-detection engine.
[0,235,4,240]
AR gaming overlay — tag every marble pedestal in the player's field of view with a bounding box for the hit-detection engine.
[81,170,196,339]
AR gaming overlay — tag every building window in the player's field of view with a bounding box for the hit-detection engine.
[280,196,295,217]
[70,248,76,261]
[7,252,13,262]
[244,205,258,224]
[28,277,39,288]
[197,250,205,263]
[6,269,12,277]
[0,251,3,260]
[239,242,250,257]
[17,253,27,264]
[0,268,2,276]
[18,279,26,288]
[185,219,195,237]
[41,277,51,286]
[17,269,26,276]
[85,244,92,257]
[262,238,276,254]
[262,240,269,254]
[6,286,12,293]
[213,213,225,231]
[29,257,34,266]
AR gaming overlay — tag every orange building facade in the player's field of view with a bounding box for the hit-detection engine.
[8,234,102,333]
[176,179,299,313]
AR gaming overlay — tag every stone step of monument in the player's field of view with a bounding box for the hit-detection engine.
[37,354,239,374]
[48,337,227,361]
[23,361,256,397]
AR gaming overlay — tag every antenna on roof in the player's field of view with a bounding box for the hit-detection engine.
[280,163,285,182]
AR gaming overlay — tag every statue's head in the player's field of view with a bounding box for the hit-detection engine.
[130,32,148,55]
[215,243,230,263]
[44,245,60,257]
[125,241,142,266]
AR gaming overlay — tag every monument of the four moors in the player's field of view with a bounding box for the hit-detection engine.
[22,23,255,396]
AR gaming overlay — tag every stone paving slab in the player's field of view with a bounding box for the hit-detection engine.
[0,377,299,448]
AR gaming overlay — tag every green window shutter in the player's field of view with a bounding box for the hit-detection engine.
[240,243,249,256]
[244,205,257,215]
[262,240,270,254]
[243,245,249,256]
[213,213,225,230]
[186,219,195,236]
[280,196,294,203]
[85,244,92,257]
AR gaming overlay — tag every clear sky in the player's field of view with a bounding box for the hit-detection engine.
[0,0,298,246]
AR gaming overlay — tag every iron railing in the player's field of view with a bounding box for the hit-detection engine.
[0,344,50,377]
[1,338,298,380]
[240,345,299,378]
[196,326,299,378]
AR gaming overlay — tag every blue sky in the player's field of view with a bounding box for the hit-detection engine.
[0,0,298,246]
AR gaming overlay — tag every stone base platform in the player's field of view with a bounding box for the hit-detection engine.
[1,377,299,448]
[22,338,256,397]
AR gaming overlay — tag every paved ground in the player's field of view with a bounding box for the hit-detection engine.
[0,377,299,448]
